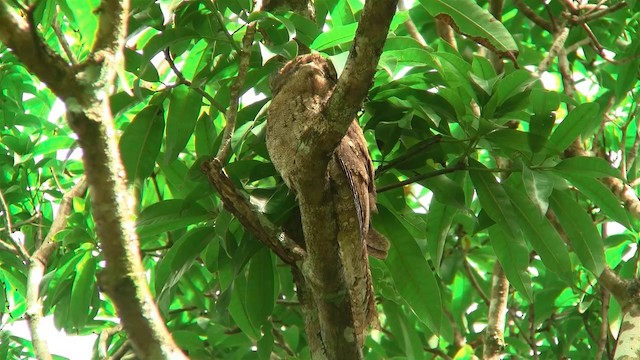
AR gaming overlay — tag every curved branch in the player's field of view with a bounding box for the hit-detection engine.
[201,159,305,264]
[0,1,187,359]
[26,180,87,360]
[325,0,399,147]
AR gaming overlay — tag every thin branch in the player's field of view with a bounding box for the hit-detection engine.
[530,304,538,359]
[26,179,87,360]
[163,48,226,114]
[377,163,465,193]
[95,325,122,359]
[0,211,41,232]
[573,2,628,24]
[51,15,77,65]
[375,136,442,176]
[213,4,242,53]
[538,27,570,73]
[463,258,490,305]
[398,1,427,47]
[511,0,553,32]
[0,185,30,261]
[565,38,593,54]
[201,159,305,264]
[595,289,610,360]
[327,0,400,139]
[215,16,259,163]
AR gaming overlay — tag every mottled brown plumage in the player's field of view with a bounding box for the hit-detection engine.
[266,53,389,345]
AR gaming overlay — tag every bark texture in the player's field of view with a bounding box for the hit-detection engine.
[0,1,186,358]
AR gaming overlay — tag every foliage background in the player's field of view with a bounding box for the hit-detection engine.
[0,0,639,358]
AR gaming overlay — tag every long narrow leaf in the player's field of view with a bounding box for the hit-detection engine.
[550,190,605,275]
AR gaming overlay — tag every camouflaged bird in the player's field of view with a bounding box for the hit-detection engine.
[266,53,389,345]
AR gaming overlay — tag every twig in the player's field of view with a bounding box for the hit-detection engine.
[565,38,593,54]
[95,325,122,359]
[558,51,575,98]
[52,15,77,65]
[163,48,226,114]
[575,2,628,24]
[511,0,553,32]
[538,27,570,73]
[595,289,610,360]
[110,340,131,360]
[530,303,538,359]
[213,3,242,53]
[375,136,442,176]
[0,186,30,261]
[215,15,259,163]
[398,1,427,47]
[0,212,40,232]
[377,163,465,193]
[463,258,490,305]
[26,180,87,360]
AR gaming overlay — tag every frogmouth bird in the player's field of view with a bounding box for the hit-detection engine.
[266,53,389,345]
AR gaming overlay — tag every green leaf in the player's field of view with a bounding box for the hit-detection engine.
[426,200,457,270]
[468,160,521,238]
[164,86,203,163]
[310,23,358,50]
[141,28,199,70]
[31,137,74,157]
[504,182,572,281]
[376,206,448,339]
[487,225,532,300]
[229,276,260,340]
[195,111,219,157]
[469,160,531,299]
[155,227,212,301]
[521,167,554,219]
[549,190,605,275]
[70,253,97,329]
[419,0,518,57]
[120,104,165,183]
[553,156,621,179]
[528,87,557,153]
[382,300,425,359]
[245,248,275,330]
[549,103,600,153]
[136,200,209,238]
[494,70,536,107]
[560,174,631,229]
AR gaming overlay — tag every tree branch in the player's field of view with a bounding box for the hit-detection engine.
[216,15,259,163]
[325,0,400,149]
[0,185,30,261]
[511,0,553,32]
[26,180,87,360]
[483,262,509,359]
[201,159,305,264]
[0,1,186,359]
